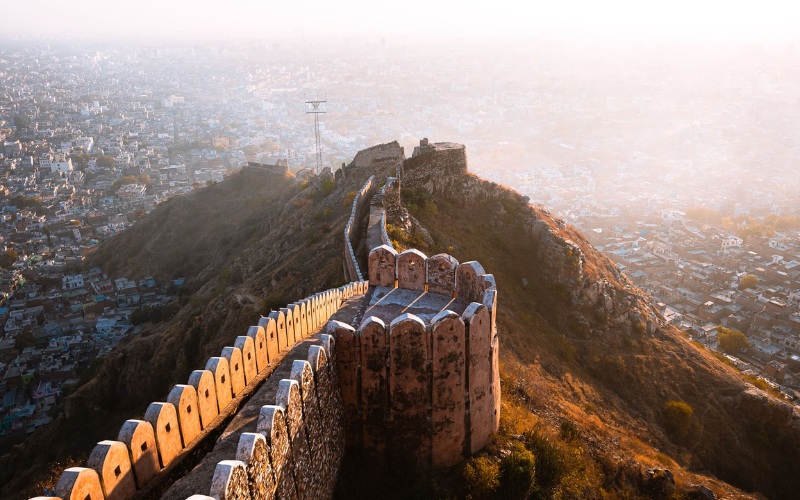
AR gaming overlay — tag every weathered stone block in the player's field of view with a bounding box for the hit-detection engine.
[235,336,258,385]
[397,249,427,292]
[256,317,279,363]
[389,313,431,468]
[187,370,219,429]
[55,467,104,500]
[87,440,136,500]
[206,357,233,410]
[144,402,183,467]
[210,460,251,500]
[236,432,275,500]
[279,307,296,346]
[117,419,160,488]
[430,310,466,467]
[427,254,459,297]
[246,326,268,373]
[463,303,493,453]
[277,379,312,498]
[456,261,486,304]
[368,245,397,287]
[167,385,202,447]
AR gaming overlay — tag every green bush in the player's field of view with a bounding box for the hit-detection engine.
[262,294,286,315]
[321,179,336,196]
[499,444,536,499]
[524,430,568,495]
[559,420,581,442]
[662,400,693,441]
[463,456,500,499]
[718,327,749,353]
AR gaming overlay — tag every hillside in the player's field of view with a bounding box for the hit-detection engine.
[0,163,394,499]
[2,144,798,500]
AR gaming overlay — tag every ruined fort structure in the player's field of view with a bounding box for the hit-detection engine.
[32,141,501,500]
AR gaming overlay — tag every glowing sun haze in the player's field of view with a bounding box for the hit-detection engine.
[5,0,800,42]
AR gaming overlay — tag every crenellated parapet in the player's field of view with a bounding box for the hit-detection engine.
[343,176,378,281]
[333,246,501,468]
[37,281,368,500]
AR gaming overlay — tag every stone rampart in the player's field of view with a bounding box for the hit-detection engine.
[38,280,368,500]
[343,176,377,282]
[336,247,500,467]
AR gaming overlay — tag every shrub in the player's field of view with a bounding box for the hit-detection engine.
[499,444,536,499]
[654,452,674,467]
[262,293,286,315]
[524,430,569,496]
[559,420,581,442]
[321,179,336,196]
[740,274,759,289]
[463,456,500,499]
[662,400,693,441]
[343,191,357,206]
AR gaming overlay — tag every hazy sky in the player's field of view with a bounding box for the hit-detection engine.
[5,0,800,42]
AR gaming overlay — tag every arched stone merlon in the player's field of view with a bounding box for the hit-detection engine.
[276,379,313,497]
[328,289,335,317]
[256,405,295,500]
[168,385,202,446]
[299,299,312,338]
[290,303,303,339]
[279,307,296,346]
[210,460,251,500]
[144,402,183,467]
[310,294,320,329]
[206,357,233,411]
[358,316,388,454]
[221,347,247,397]
[235,336,258,385]
[331,320,359,447]
[308,340,344,491]
[28,498,62,500]
[185,496,215,500]
[256,317,279,363]
[117,420,160,488]
[462,303,493,454]
[427,254,459,297]
[430,310,467,467]
[292,302,307,339]
[87,440,136,500]
[321,291,330,321]
[246,326,268,373]
[368,245,398,287]
[236,432,275,500]
[482,274,496,290]
[268,310,288,352]
[187,370,219,429]
[290,359,323,498]
[388,313,431,467]
[483,289,498,336]
[491,332,500,433]
[55,467,104,500]
[397,249,428,292]
[456,261,487,304]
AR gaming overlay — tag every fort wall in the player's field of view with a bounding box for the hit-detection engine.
[39,281,367,500]
[343,176,377,282]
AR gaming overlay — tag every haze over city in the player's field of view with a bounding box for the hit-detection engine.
[2,3,800,500]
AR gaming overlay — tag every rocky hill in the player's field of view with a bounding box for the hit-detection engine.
[2,142,798,500]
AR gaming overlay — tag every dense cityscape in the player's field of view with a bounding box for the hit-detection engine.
[1,39,800,445]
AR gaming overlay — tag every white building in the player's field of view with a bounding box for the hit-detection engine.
[40,153,74,173]
[62,274,84,290]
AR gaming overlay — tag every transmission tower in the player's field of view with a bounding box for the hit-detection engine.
[305,98,326,174]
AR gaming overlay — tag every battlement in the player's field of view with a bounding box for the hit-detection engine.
[332,246,500,467]
[38,281,369,500]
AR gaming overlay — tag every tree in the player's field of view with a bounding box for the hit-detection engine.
[740,274,759,289]
[718,327,749,353]
[0,249,19,268]
[96,155,115,169]
[13,331,37,350]
[110,175,139,193]
[13,115,28,130]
